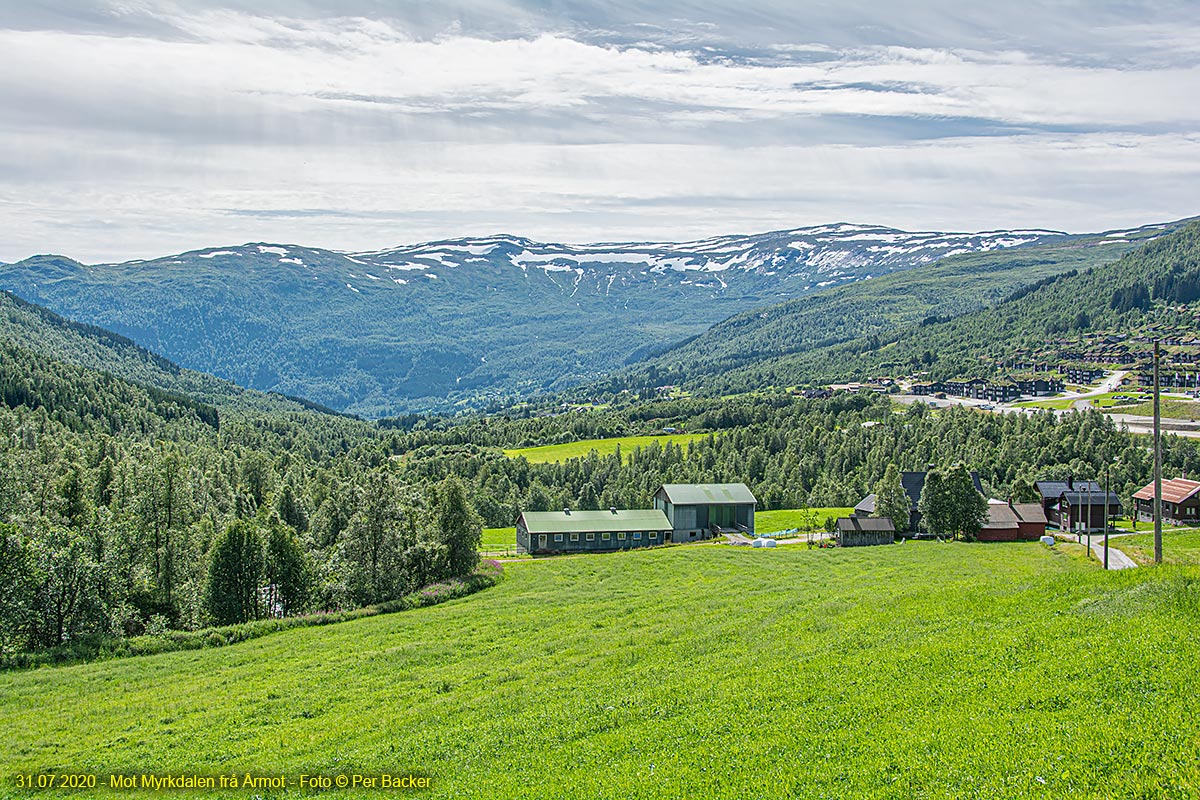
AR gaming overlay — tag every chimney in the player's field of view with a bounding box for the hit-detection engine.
[1067,475,1074,490]
[1007,496,1013,507]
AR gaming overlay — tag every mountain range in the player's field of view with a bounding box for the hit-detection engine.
[0,220,1182,416]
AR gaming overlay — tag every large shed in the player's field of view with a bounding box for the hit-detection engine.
[835,516,895,547]
[516,509,672,554]
[653,483,756,542]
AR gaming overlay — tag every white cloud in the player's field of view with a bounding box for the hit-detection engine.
[0,2,1198,261]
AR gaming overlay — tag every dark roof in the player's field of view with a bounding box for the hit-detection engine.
[982,502,1047,530]
[1060,491,1122,507]
[899,471,984,510]
[655,483,757,505]
[1035,479,1102,499]
[836,516,895,533]
[856,471,985,514]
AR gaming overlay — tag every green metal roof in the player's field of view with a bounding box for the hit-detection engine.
[655,483,757,505]
[520,509,671,534]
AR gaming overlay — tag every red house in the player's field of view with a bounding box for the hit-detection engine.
[977,501,1048,542]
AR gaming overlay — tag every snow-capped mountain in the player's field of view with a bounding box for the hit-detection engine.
[326,223,1065,293]
[0,221,1136,416]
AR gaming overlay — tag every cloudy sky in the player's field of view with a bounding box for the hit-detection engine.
[2,1,1199,262]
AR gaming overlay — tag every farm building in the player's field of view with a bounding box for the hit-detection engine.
[653,483,756,542]
[1133,477,1200,525]
[835,516,894,547]
[977,501,1048,542]
[1034,478,1121,531]
[854,470,984,532]
[516,509,672,555]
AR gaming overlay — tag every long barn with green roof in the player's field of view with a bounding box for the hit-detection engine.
[516,508,672,554]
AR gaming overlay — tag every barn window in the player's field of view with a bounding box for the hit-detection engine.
[649,531,658,539]
[554,534,563,542]
[634,532,643,539]
[618,532,627,540]
[570,533,580,542]
[586,532,595,541]
[602,532,611,540]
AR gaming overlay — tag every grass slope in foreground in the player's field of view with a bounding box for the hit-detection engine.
[3,543,1199,799]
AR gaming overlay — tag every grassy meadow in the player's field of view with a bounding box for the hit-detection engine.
[1113,529,1200,565]
[503,434,709,464]
[481,527,516,548]
[754,507,854,533]
[4,541,1200,798]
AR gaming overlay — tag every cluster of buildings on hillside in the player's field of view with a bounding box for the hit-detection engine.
[910,377,1064,403]
[514,472,1200,555]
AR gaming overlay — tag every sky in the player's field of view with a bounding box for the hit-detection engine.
[2,0,1199,263]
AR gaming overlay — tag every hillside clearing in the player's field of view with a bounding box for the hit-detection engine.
[3,542,1199,798]
[503,433,709,463]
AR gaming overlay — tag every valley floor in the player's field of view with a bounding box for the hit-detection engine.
[3,542,1199,799]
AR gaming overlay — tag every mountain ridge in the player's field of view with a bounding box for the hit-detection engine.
[0,219,1179,416]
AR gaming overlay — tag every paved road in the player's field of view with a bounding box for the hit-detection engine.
[1077,533,1139,569]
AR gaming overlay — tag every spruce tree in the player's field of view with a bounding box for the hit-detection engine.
[435,476,482,578]
[945,463,989,541]
[873,464,911,533]
[918,469,950,536]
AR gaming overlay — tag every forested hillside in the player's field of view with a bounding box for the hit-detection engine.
[0,291,347,419]
[0,303,484,663]
[628,220,1200,392]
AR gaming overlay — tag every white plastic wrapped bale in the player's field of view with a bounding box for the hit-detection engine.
[752,538,777,548]
[1040,535,1055,546]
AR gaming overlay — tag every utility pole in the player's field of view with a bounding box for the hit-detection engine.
[1104,463,1111,570]
[1086,481,1092,559]
[1154,339,1163,564]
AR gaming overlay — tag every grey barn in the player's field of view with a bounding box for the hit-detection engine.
[653,483,756,542]
[516,509,672,554]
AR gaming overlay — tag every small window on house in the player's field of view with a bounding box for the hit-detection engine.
[586,532,595,541]
[602,532,611,540]
[570,533,580,542]
[634,531,643,539]
[554,534,563,542]
[618,532,627,540]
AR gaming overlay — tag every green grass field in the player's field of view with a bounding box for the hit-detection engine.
[1113,529,1200,565]
[4,543,1200,798]
[481,527,516,548]
[503,434,709,464]
[1102,398,1200,420]
[754,507,854,533]
[1012,395,1077,410]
